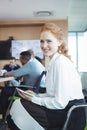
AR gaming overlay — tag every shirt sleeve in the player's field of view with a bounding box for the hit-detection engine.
[5,62,30,77]
[32,60,68,109]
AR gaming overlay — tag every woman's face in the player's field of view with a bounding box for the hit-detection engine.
[40,31,60,58]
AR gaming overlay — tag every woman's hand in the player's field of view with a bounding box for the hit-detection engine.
[17,90,37,101]
[26,90,37,96]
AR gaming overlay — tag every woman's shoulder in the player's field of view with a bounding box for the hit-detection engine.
[54,54,72,68]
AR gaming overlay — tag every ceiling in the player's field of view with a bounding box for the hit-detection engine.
[0,0,87,32]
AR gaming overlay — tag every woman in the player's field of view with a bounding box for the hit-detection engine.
[7,23,86,130]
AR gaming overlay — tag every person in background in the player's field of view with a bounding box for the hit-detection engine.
[0,57,21,119]
[3,57,21,86]
[7,22,86,130]
[3,57,20,72]
[4,50,45,88]
[0,49,45,120]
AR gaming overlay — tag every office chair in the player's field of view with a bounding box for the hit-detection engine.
[48,103,87,130]
[62,104,87,130]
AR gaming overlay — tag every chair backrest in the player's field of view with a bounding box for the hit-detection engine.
[33,71,46,93]
[19,71,46,93]
[62,104,87,130]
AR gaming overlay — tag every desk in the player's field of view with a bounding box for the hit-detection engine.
[0,77,14,83]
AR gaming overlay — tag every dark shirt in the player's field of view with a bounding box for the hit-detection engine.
[3,64,20,72]
[3,64,20,81]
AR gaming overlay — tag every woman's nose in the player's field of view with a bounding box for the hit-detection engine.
[43,42,48,48]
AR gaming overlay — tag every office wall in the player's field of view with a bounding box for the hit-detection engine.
[0,19,68,40]
[0,19,68,68]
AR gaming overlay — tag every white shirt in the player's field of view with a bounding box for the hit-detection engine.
[32,53,84,109]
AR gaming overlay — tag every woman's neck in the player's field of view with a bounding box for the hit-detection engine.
[49,52,57,59]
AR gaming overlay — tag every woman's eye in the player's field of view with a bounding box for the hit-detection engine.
[47,40,52,43]
[40,39,52,44]
[40,40,44,43]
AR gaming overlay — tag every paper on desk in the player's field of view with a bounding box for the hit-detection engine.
[0,77,15,82]
[0,69,7,76]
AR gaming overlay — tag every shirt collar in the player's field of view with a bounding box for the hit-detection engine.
[46,53,60,71]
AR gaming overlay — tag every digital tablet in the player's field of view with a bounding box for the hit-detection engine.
[16,88,34,97]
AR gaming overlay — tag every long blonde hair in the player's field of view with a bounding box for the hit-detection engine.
[40,22,70,59]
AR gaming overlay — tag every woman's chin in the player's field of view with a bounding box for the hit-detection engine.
[44,53,50,57]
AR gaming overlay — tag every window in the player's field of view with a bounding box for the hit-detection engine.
[78,32,87,72]
[68,31,87,72]
[68,33,77,68]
